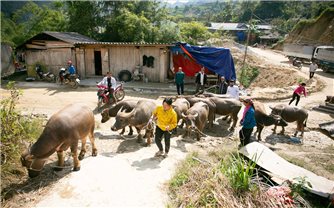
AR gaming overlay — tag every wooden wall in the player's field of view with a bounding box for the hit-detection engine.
[107,46,169,82]
[24,44,170,82]
[25,48,73,74]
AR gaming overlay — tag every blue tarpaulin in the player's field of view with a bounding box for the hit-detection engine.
[173,43,236,80]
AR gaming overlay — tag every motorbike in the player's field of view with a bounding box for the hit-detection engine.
[97,82,125,110]
[57,68,80,89]
[292,58,303,69]
[35,65,55,82]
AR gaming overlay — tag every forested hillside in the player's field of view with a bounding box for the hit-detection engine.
[283,8,334,46]
[1,1,333,47]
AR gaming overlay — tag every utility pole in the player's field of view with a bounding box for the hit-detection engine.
[241,9,254,83]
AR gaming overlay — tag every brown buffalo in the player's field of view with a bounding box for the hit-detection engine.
[101,100,137,135]
[253,101,288,141]
[182,102,209,141]
[208,97,242,131]
[172,98,190,129]
[270,104,308,137]
[111,100,157,145]
[184,96,216,127]
[21,104,97,178]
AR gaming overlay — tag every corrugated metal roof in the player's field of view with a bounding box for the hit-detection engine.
[43,31,97,43]
[208,22,272,31]
[208,23,248,31]
[74,42,173,46]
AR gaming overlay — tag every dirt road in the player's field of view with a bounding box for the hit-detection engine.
[1,48,333,207]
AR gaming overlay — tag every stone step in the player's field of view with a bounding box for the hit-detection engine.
[313,107,334,115]
[319,104,334,111]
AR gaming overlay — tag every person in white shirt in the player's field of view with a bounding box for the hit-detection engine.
[309,61,318,79]
[98,72,117,101]
[226,80,239,99]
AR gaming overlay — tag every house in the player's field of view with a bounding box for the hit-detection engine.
[208,22,275,42]
[16,32,172,82]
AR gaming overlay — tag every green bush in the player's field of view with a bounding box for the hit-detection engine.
[1,82,43,186]
[238,65,259,88]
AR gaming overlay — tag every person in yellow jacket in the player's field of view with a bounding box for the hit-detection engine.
[150,98,177,157]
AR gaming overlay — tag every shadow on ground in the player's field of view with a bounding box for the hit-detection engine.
[131,157,165,171]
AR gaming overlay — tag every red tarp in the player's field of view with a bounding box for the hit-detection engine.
[172,54,210,77]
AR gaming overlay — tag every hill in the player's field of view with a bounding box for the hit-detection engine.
[282,8,334,46]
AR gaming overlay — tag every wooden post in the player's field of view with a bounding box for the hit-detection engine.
[241,10,254,84]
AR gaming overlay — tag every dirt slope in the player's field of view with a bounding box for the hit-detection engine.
[282,8,334,46]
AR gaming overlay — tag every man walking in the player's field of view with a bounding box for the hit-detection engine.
[195,67,207,93]
[151,98,177,157]
[175,67,185,95]
[309,61,318,79]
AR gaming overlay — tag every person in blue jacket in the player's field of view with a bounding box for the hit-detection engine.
[239,98,256,147]
[67,60,76,75]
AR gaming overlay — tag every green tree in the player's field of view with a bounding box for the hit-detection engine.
[106,9,152,42]
[157,20,181,43]
[179,21,211,45]
[9,1,66,46]
[1,12,18,46]
[66,1,102,40]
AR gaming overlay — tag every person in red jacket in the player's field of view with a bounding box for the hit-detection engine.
[288,83,307,106]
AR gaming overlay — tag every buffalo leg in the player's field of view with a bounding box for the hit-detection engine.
[71,142,80,171]
[272,125,277,134]
[136,127,143,143]
[128,126,134,136]
[54,151,64,171]
[257,125,264,141]
[146,129,153,146]
[89,131,98,157]
[120,127,126,135]
[228,114,237,131]
[78,137,87,160]
[280,126,285,135]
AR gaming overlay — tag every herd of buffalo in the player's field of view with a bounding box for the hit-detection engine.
[20,92,309,178]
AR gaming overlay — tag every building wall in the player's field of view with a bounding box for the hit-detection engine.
[23,44,170,82]
[25,48,72,74]
[106,46,169,82]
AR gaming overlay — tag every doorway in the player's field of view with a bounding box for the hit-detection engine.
[94,51,102,75]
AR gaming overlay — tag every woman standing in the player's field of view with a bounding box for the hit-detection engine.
[288,83,307,106]
[239,98,256,147]
[151,98,177,157]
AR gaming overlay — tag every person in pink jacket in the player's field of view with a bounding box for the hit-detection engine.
[288,83,307,106]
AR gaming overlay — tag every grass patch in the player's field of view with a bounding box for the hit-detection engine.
[168,149,329,208]
[168,151,282,208]
[1,82,44,201]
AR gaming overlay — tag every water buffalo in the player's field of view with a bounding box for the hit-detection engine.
[184,96,216,128]
[182,102,209,141]
[21,104,97,178]
[253,101,288,141]
[270,104,308,137]
[101,100,137,135]
[111,100,157,145]
[208,97,242,131]
[172,98,190,129]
